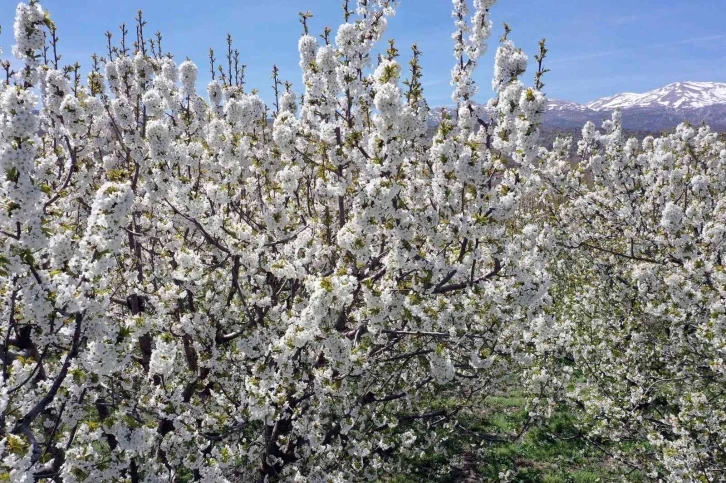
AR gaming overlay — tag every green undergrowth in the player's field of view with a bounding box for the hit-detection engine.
[387,392,648,482]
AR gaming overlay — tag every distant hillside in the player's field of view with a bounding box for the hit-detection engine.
[545,81,726,132]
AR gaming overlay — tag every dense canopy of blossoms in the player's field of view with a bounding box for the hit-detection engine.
[0,0,724,481]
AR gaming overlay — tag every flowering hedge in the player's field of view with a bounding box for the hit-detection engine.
[0,0,724,481]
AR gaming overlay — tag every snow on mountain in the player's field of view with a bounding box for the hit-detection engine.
[539,82,726,131]
[585,92,642,111]
[427,82,726,132]
[585,82,726,111]
[546,99,588,112]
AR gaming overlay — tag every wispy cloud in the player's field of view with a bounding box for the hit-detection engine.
[422,78,450,88]
[550,34,726,65]
[606,14,641,26]
[425,95,456,104]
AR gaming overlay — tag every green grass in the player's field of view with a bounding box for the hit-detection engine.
[385,391,648,482]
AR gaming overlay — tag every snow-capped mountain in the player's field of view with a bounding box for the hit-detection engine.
[585,82,726,111]
[546,99,588,112]
[427,82,726,133]
[543,81,726,132]
[585,92,643,111]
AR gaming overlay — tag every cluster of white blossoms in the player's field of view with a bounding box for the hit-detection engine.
[0,0,724,481]
[532,115,726,480]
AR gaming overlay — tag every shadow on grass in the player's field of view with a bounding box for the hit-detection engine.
[385,392,648,483]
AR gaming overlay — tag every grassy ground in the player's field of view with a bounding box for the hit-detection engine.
[386,392,648,482]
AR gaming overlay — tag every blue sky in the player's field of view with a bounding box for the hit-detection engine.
[1,0,725,105]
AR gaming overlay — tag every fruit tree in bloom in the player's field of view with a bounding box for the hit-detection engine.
[0,0,724,481]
